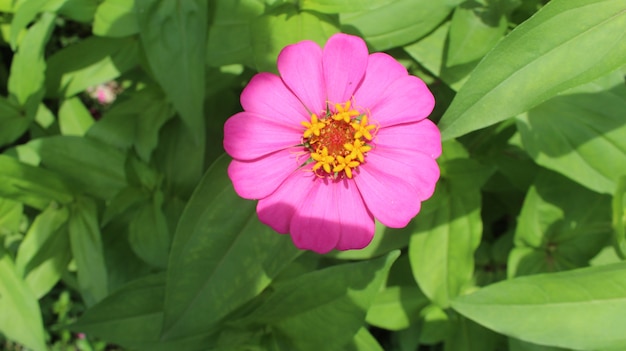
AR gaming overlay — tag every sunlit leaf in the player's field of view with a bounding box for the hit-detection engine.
[93,0,138,37]
[300,0,394,13]
[452,262,626,350]
[58,97,94,136]
[365,286,429,331]
[439,0,626,140]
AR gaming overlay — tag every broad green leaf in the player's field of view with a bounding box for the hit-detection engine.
[58,97,94,136]
[251,6,338,72]
[509,338,572,351]
[69,197,109,306]
[0,198,22,235]
[300,0,394,13]
[439,0,626,140]
[93,0,138,37]
[340,0,457,50]
[444,315,504,351]
[446,0,509,66]
[345,328,384,351]
[509,170,612,277]
[0,96,27,147]
[0,155,74,209]
[0,246,47,351]
[614,176,626,258]
[516,72,626,195]
[45,36,139,98]
[72,273,217,351]
[419,304,451,345]
[409,155,484,307]
[452,262,626,350]
[55,0,98,22]
[365,286,429,331]
[206,0,264,67]
[128,191,170,268]
[15,204,70,298]
[28,136,127,200]
[8,12,55,119]
[136,0,207,143]
[239,252,399,351]
[9,0,47,48]
[403,21,449,78]
[161,154,301,340]
[87,87,175,162]
[331,221,411,260]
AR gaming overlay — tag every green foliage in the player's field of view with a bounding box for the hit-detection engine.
[0,0,625,350]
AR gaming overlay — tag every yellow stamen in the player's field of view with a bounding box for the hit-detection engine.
[311,147,335,174]
[344,139,372,163]
[351,115,376,140]
[301,114,325,138]
[332,101,360,123]
[333,155,360,179]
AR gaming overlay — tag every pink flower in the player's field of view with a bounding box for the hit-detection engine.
[224,33,441,254]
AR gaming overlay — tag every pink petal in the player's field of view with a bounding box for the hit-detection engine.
[257,170,317,234]
[354,52,408,109]
[277,40,326,115]
[374,119,442,159]
[334,179,375,251]
[368,76,435,127]
[224,112,302,161]
[322,33,368,104]
[240,73,309,125]
[227,148,301,200]
[355,148,440,228]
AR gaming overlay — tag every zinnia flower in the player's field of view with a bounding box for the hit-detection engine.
[224,33,441,254]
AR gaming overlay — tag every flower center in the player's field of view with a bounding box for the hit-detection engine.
[301,101,376,179]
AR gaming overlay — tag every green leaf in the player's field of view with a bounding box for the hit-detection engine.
[9,0,48,48]
[251,6,338,72]
[128,191,170,268]
[0,198,22,235]
[28,136,127,200]
[136,0,207,143]
[45,36,139,98]
[345,327,384,351]
[8,12,55,119]
[0,155,74,210]
[403,21,449,79]
[59,97,94,136]
[93,0,138,37]
[331,221,411,260]
[409,149,484,308]
[300,0,394,13]
[0,96,27,147]
[340,0,457,50]
[55,0,98,23]
[161,154,301,340]
[239,252,399,351]
[15,204,70,298]
[509,170,612,277]
[452,262,626,350]
[87,86,174,162]
[69,197,109,306]
[516,72,626,195]
[365,286,429,331]
[439,0,626,140]
[0,246,47,351]
[614,176,626,258]
[206,0,264,67]
[444,315,504,351]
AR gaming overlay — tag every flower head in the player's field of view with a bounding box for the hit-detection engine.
[224,33,441,254]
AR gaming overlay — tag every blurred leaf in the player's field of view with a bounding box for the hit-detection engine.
[509,170,612,277]
[161,154,301,340]
[516,72,626,195]
[9,0,47,48]
[403,21,449,78]
[239,252,399,351]
[0,95,28,147]
[340,0,457,50]
[251,6,338,72]
[0,198,22,235]
[15,204,70,298]
[439,0,626,140]
[301,0,394,13]
[55,0,98,22]
[206,0,264,67]
[59,97,94,136]
[46,36,139,98]
[344,327,384,351]
[87,87,174,161]
[509,337,573,351]
[365,286,429,331]
[69,196,109,306]
[444,315,504,351]
[136,0,207,143]
[0,155,74,210]
[93,0,138,37]
[128,191,170,268]
[331,221,411,260]
[8,12,54,119]
[419,304,451,345]
[409,156,483,307]
[72,273,217,351]
[28,136,127,200]
[452,262,626,350]
[614,176,626,258]
[0,245,47,351]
